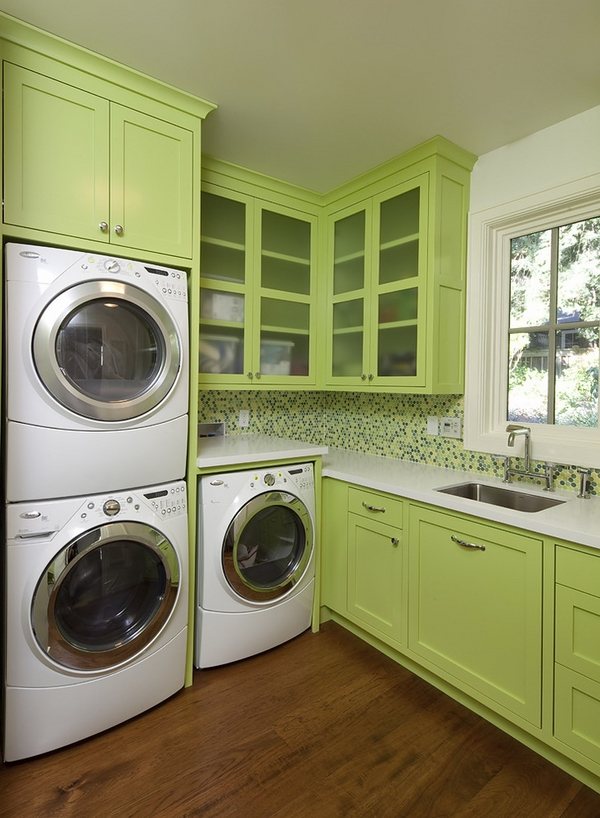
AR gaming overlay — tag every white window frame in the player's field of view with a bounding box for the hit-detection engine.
[464,172,600,469]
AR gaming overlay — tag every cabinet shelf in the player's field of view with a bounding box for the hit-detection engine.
[261,324,310,336]
[332,326,364,336]
[261,249,310,266]
[378,319,418,330]
[379,233,419,253]
[335,249,366,265]
[201,235,246,253]
[199,317,244,330]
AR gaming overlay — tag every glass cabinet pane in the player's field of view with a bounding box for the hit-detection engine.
[200,192,246,284]
[261,210,311,295]
[199,327,244,375]
[333,211,366,295]
[379,289,418,323]
[379,188,420,286]
[260,297,309,377]
[378,326,417,377]
[332,298,364,377]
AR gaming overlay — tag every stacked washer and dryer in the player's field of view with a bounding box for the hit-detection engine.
[3,243,190,761]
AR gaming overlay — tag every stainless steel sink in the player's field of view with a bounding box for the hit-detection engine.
[436,482,565,512]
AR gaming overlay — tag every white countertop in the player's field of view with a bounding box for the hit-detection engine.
[196,434,328,469]
[324,447,600,551]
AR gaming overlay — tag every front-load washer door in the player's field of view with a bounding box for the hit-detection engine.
[222,491,313,603]
[31,521,181,672]
[32,281,181,421]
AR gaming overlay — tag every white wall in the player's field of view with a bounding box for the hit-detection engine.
[470,104,600,213]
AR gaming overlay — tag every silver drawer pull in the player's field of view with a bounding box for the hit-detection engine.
[451,534,485,551]
[16,531,57,540]
[362,502,386,513]
[391,537,399,546]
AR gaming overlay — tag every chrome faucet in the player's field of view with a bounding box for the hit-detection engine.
[503,424,555,491]
[506,424,531,471]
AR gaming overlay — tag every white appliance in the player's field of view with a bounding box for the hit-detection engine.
[5,243,189,501]
[195,463,315,668]
[4,480,188,761]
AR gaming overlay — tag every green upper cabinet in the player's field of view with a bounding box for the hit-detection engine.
[4,63,195,259]
[323,139,475,393]
[199,164,320,389]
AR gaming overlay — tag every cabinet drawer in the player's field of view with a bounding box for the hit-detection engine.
[348,487,403,529]
[556,546,600,598]
[556,584,600,684]
[555,664,600,768]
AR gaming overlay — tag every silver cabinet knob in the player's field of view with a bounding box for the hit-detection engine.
[391,537,399,546]
[99,221,109,233]
[361,374,367,381]
[114,224,124,236]
[368,373,374,381]
[255,372,261,379]
[247,372,254,380]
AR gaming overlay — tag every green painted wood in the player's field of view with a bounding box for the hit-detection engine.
[556,585,600,685]
[556,545,600,598]
[110,104,194,258]
[4,63,110,241]
[555,664,600,769]
[408,504,543,725]
[348,485,404,529]
[319,478,349,615]
[347,512,404,647]
[198,183,318,388]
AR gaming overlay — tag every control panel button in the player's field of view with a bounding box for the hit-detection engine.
[103,499,121,517]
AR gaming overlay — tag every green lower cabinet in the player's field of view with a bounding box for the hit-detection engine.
[408,505,543,726]
[347,512,404,647]
[555,665,600,768]
[554,545,600,769]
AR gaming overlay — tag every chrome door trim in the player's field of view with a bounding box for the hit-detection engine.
[31,521,180,672]
[222,491,313,602]
[33,280,181,421]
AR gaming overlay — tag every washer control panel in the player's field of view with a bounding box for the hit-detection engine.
[81,254,187,303]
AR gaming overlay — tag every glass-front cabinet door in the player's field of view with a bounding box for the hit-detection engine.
[255,205,316,385]
[199,188,316,387]
[199,188,251,384]
[371,178,427,386]
[328,203,371,383]
[326,175,427,389]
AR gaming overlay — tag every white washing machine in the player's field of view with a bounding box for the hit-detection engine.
[5,243,189,501]
[4,479,188,761]
[195,463,315,668]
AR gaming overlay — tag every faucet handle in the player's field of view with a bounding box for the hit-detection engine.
[577,467,592,499]
[544,462,556,492]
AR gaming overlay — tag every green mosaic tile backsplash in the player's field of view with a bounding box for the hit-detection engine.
[198,390,598,496]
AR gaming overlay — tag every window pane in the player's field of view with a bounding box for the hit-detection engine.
[509,230,551,328]
[507,332,549,423]
[557,217,600,324]
[555,327,599,426]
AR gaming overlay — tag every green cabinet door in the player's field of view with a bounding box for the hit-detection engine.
[198,178,318,388]
[4,63,110,242]
[408,505,543,726]
[348,512,404,647]
[110,104,193,258]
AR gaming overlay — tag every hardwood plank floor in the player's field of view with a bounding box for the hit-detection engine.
[2,622,600,817]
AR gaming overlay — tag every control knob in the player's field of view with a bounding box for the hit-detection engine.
[103,499,121,516]
[264,473,276,486]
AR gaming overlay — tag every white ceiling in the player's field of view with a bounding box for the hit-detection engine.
[2,0,599,192]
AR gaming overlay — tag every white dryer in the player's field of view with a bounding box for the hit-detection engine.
[4,480,188,761]
[195,463,315,668]
[5,243,189,501]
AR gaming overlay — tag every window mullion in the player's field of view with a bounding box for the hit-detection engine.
[547,228,559,424]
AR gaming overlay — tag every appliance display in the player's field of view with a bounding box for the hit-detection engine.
[4,480,188,761]
[5,243,189,500]
[195,463,315,668]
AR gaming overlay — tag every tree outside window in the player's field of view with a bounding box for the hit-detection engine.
[508,217,600,427]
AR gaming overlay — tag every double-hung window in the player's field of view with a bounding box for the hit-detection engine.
[464,180,600,468]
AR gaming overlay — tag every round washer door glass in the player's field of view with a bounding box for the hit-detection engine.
[222,491,313,602]
[31,521,181,671]
[33,281,181,421]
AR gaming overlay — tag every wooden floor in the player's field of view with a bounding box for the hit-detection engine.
[2,622,600,817]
